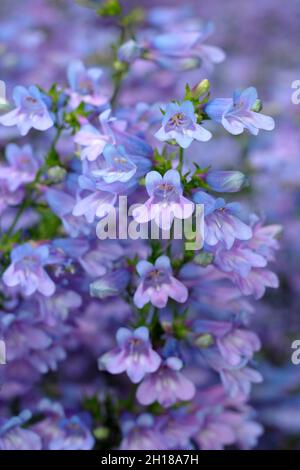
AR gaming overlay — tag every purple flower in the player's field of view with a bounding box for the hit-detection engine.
[32,400,94,450]
[136,356,195,407]
[91,144,137,183]
[120,414,167,450]
[195,320,261,366]
[0,144,40,191]
[202,348,263,397]
[142,25,225,71]
[46,185,91,237]
[233,268,279,299]
[155,101,211,147]
[0,179,24,215]
[3,243,55,297]
[133,170,194,230]
[74,109,114,161]
[67,59,108,108]
[195,409,236,450]
[0,411,42,450]
[0,85,54,136]
[99,327,161,383]
[156,411,199,449]
[205,87,275,135]
[194,191,252,249]
[134,256,188,309]
[213,242,267,278]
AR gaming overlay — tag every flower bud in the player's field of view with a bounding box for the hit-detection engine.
[206,170,246,193]
[191,79,210,100]
[118,40,142,64]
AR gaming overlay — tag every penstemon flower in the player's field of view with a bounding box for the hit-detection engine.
[0,85,54,136]
[155,101,212,147]
[133,170,194,230]
[134,256,188,308]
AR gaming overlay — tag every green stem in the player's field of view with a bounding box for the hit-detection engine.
[178,146,184,175]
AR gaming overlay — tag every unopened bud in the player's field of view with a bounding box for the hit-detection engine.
[192,79,210,100]
[252,99,262,112]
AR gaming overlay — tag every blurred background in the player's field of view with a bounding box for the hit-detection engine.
[0,0,299,449]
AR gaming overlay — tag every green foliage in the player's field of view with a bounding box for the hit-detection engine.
[97,0,122,17]
[29,207,61,241]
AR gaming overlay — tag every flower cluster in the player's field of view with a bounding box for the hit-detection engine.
[0,0,285,451]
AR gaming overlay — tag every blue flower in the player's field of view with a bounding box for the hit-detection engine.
[155,101,212,148]
[0,85,54,136]
[205,87,275,135]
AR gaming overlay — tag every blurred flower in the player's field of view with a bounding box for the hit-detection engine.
[0,144,40,191]
[0,411,41,450]
[205,87,275,135]
[0,85,54,136]
[3,243,55,297]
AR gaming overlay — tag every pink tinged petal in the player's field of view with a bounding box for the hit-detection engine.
[136,376,158,406]
[179,196,195,219]
[167,276,188,304]
[249,111,275,131]
[146,349,162,373]
[100,349,127,374]
[132,199,153,224]
[176,372,196,402]
[154,204,175,230]
[222,115,244,135]
[188,123,212,142]
[72,192,102,222]
[81,144,106,161]
[133,283,150,308]
[0,108,20,127]
[31,111,54,131]
[37,269,56,297]
[150,285,169,308]
[2,265,18,287]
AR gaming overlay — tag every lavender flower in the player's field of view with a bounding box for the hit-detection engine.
[155,101,212,147]
[3,243,55,297]
[194,191,252,249]
[120,414,167,450]
[205,87,275,135]
[0,411,41,450]
[0,144,40,191]
[134,256,188,309]
[74,109,114,161]
[136,356,195,407]
[67,59,108,108]
[99,327,161,383]
[133,170,194,230]
[0,85,54,136]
